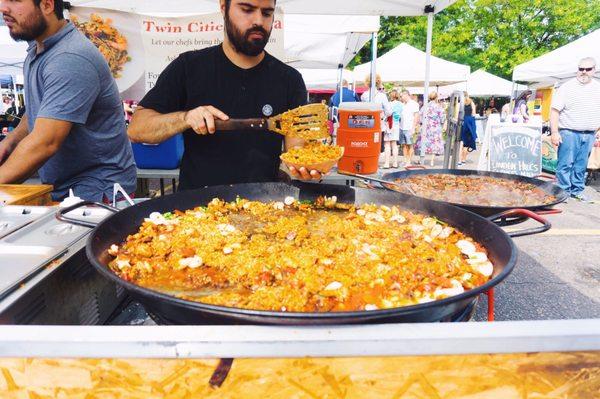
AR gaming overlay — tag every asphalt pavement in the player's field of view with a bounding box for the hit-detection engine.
[475,179,600,321]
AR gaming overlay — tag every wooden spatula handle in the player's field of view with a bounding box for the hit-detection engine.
[215,118,268,131]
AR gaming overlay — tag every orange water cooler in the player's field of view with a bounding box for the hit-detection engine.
[336,102,382,174]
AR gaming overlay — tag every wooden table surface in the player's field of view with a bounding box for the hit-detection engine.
[0,184,53,206]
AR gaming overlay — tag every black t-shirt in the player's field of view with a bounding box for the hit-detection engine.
[139,45,307,190]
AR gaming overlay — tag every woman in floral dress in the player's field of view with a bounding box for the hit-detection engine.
[415,92,446,166]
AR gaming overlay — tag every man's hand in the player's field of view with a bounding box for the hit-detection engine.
[550,132,562,147]
[184,105,229,135]
[287,166,323,181]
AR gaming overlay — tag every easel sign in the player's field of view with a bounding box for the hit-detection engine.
[488,123,542,177]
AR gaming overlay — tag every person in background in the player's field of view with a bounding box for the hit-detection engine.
[329,79,359,107]
[361,74,392,156]
[550,57,600,202]
[1,96,12,114]
[0,0,136,201]
[5,100,19,130]
[500,102,510,122]
[123,100,135,126]
[383,89,402,168]
[512,90,531,123]
[399,89,420,167]
[485,107,498,117]
[415,92,446,167]
[459,91,477,166]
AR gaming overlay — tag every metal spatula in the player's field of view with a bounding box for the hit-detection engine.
[337,171,418,196]
[214,103,329,140]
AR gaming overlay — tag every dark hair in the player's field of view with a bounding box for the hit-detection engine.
[224,0,276,13]
[33,0,64,20]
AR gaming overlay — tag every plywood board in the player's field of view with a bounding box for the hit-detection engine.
[0,352,599,398]
[0,184,53,206]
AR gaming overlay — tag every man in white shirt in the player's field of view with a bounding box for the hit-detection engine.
[550,57,600,201]
[399,89,420,166]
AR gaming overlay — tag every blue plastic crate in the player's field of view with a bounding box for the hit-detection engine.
[131,134,184,169]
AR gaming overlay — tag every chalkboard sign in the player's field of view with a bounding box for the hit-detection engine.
[488,123,542,177]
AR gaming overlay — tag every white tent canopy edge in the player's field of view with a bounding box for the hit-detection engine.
[67,0,456,16]
[512,29,600,86]
[352,42,470,86]
[0,14,378,72]
[440,69,527,98]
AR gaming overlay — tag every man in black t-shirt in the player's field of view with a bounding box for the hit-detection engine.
[129,0,321,190]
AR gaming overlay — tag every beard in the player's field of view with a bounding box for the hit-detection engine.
[6,8,48,41]
[577,73,592,84]
[224,13,271,56]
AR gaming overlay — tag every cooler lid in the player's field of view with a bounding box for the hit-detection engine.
[338,102,382,112]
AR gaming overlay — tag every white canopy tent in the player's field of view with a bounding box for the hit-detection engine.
[0,14,376,75]
[67,1,457,16]
[298,68,355,91]
[512,29,600,86]
[352,42,470,86]
[283,15,378,69]
[66,1,459,88]
[439,69,526,98]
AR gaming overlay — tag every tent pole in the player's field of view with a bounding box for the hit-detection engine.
[369,32,378,101]
[337,63,344,108]
[420,8,434,160]
[510,81,516,113]
[12,76,19,115]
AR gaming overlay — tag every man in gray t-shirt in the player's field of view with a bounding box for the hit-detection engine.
[0,0,136,201]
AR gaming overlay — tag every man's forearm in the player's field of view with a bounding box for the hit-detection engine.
[2,116,30,152]
[0,134,56,183]
[128,108,190,144]
[0,117,71,184]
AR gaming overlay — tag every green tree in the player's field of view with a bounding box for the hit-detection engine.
[349,0,600,80]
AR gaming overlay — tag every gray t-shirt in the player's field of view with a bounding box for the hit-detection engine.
[551,77,600,132]
[24,23,136,201]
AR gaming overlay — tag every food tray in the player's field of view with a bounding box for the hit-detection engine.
[0,206,53,240]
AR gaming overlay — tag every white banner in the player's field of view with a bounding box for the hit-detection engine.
[70,8,284,99]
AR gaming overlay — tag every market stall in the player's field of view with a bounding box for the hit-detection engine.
[3,1,598,396]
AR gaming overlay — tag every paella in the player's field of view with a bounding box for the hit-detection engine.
[107,196,494,312]
[390,174,556,207]
[280,142,343,173]
[72,13,130,78]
